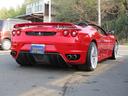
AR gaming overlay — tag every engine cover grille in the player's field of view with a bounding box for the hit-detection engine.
[26,32,56,36]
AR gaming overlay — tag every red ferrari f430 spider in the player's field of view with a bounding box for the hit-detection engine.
[11,22,118,71]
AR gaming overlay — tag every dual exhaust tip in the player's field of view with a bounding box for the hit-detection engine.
[66,54,80,60]
[10,51,17,57]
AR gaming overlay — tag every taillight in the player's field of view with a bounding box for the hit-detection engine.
[16,30,21,35]
[63,30,78,37]
[71,31,78,37]
[63,30,69,36]
[12,31,16,36]
[12,30,21,36]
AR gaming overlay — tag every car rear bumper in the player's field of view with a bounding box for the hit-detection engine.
[11,42,89,65]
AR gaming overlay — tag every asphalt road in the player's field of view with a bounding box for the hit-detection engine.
[0,45,128,96]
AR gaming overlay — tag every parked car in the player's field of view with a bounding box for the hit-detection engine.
[0,18,30,50]
[11,22,118,71]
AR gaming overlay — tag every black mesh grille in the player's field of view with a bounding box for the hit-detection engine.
[17,51,66,65]
[26,32,56,36]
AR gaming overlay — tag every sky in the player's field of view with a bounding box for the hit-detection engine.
[0,0,25,9]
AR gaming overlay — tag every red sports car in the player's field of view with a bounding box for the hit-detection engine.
[11,22,118,71]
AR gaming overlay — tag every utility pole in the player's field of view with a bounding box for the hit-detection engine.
[98,0,101,26]
[48,0,52,22]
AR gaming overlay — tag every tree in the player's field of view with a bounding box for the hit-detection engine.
[54,0,97,22]
[123,0,128,15]
[24,0,34,3]
[0,8,9,19]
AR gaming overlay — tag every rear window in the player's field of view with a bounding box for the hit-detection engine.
[3,20,30,31]
[8,20,29,30]
[0,20,3,31]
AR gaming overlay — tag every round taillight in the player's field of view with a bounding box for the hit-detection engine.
[12,31,16,36]
[71,31,78,37]
[16,30,21,35]
[63,30,69,36]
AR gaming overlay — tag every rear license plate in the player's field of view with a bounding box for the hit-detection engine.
[30,44,45,54]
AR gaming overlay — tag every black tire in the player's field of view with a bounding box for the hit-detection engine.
[1,39,11,50]
[111,42,118,60]
[16,53,35,66]
[77,42,98,71]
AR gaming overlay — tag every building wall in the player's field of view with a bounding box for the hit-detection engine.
[26,0,53,22]
[26,0,44,15]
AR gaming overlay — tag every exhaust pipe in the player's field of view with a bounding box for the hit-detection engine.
[10,51,17,57]
[72,55,77,60]
[66,54,79,60]
[67,55,72,60]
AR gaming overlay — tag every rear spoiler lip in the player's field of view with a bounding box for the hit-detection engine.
[14,22,76,28]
